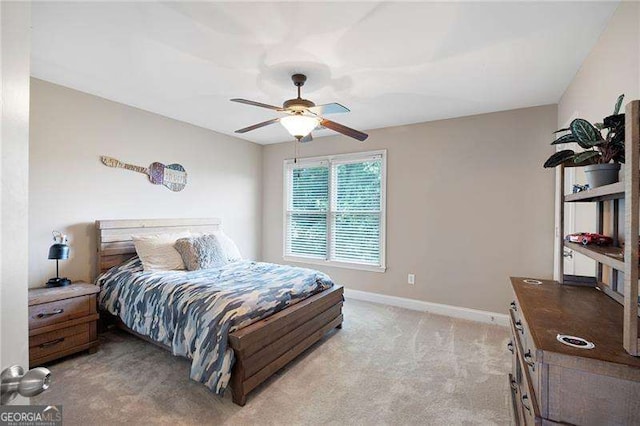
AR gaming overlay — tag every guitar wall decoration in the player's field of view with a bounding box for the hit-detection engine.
[100,156,187,192]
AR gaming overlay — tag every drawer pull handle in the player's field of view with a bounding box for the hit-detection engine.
[524,350,536,370]
[39,338,65,348]
[510,301,517,311]
[507,341,514,354]
[510,379,518,392]
[521,394,531,412]
[36,309,64,319]
[514,320,524,333]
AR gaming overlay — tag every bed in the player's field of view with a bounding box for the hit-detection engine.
[95,218,343,406]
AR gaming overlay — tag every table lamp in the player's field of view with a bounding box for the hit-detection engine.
[46,231,71,287]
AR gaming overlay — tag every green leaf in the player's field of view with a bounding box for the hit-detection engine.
[571,118,602,148]
[553,127,570,134]
[613,94,625,115]
[544,150,575,168]
[594,122,605,130]
[604,113,625,129]
[611,131,624,145]
[551,133,577,145]
[575,138,599,149]
[573,150,600,164]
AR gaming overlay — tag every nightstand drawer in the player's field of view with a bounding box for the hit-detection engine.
[29,322,92,362]
[29,295,93,329]
[28,283,100,365]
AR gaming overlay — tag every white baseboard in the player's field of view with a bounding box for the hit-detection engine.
[343,288,509,327]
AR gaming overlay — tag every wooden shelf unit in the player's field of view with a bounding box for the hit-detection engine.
[558,100,640,356]
[564,181,625,202]
[563,241,625,271]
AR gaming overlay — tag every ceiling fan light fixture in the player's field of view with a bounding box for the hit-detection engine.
[280,115,319,139]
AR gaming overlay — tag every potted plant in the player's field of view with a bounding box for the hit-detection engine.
[544,94,625,188]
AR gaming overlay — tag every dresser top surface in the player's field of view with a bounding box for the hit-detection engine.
[29,282,99,306]
[511,277,640,371]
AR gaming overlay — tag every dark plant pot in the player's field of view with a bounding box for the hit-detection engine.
[584,163,621,188]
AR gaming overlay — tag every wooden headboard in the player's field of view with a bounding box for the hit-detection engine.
[95,218,222,274]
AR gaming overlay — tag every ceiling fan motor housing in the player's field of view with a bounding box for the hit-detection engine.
[283,98,315,112]
[284,74,315,112]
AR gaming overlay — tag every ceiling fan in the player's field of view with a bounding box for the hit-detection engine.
[231,74,368,143]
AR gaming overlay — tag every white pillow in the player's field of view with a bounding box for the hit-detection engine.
[132,232,191,271]
[214,230,242,262]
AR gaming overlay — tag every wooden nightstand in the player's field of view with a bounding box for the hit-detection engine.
[28,282,100,366]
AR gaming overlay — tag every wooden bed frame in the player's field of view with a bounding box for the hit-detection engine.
[95,218,343,406]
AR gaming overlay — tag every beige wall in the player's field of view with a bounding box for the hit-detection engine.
[29,79,263,287]
[263,105,557,313]
[2,1,31,385]
[559,1,639,126]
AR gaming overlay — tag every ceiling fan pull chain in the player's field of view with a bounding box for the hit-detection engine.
[292,140,297,164]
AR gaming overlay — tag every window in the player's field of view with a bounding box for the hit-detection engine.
[284,150,386,272]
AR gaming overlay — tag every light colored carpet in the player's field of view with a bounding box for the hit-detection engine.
[32,299,512,425]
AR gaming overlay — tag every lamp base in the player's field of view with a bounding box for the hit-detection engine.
[46,277,71,288]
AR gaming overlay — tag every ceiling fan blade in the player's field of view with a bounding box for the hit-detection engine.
[230,98,283,111]
[320,119,368,142]
[299,133,313,143]
[308,103,350,115]
[234,118,280,134]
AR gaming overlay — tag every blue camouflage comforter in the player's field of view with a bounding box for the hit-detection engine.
[96,257,334,394]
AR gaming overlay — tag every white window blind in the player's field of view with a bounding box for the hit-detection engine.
[286,162,329,259]
[331,159,382,265]
[284,151,386,271]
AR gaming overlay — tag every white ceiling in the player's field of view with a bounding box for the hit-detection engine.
[31,1,618,145]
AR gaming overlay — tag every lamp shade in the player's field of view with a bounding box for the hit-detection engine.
[280,115,319,139]
[48,243,69,260]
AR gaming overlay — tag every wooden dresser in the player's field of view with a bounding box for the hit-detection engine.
[508,277,640,425]
[28,283,100,366]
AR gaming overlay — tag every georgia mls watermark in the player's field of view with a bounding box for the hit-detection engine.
[0,405,62,426]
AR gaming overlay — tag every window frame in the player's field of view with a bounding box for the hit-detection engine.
[282,149,387,273]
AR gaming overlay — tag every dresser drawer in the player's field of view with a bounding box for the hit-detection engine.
[29,295,93,329]
[29,322,93,363]
[509,298,543,403]
[517,348,541,425]
[510,310,542,425]
[508,373,525,425]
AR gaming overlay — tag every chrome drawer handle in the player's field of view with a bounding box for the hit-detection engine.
[39,338,65,348]
[524,350,536,371]
[36,308,64,319]
[514,320,524,333]
[510,301,517,311]
[507,341,514,354]
[521,394,531,412]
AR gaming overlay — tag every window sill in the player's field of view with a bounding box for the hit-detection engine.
[283,256,386,273]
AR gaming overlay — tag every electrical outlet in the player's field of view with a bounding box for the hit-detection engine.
[408,274,415,285]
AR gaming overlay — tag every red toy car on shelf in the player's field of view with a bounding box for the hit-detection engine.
[565,233,613,246]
